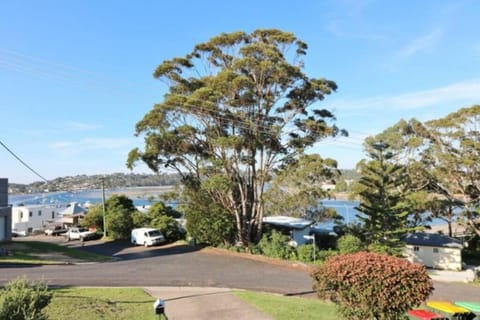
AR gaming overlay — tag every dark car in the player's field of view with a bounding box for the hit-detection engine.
[44,225,68,236]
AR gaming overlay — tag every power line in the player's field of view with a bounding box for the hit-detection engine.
[0,139,48,182]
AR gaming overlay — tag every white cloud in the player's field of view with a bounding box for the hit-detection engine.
[329,79,480,113]
[397,29,443,59]
[382,29,443,69]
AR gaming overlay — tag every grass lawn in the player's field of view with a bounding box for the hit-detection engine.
[44,287,155,320]
[234,290,338,320]
[0,241,110,264]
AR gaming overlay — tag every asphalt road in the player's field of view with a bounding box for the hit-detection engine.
[1,236,479,302]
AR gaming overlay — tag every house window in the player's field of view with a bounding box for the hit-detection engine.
[52,211,55,219]
[413,246,419,252]
[20,212,23,219]
[29,211,33,217]
[433,248,439,253]
[38,210,42,216]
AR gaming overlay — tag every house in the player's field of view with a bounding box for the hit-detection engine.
[0,178,12,242]
[262,216,314,246]
[11,204,62,234]
[403,232,464,271]
[60,202,87,226]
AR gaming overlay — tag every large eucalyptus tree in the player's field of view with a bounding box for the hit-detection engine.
[128,29,345,245]
[368,106,480,236]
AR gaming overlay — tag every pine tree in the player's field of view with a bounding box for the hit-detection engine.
[353,142,410,254]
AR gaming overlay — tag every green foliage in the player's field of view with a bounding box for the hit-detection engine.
[370,106,480,237]
[312,252,433,320]
[258,230,295,259]
[264,154,340,218]
[184,191,236,246]
[148,201,182,219]
[131,201,184,241]
[132,210,149,228]
[0,278,52,320]
[337,234,363,254]
[105,194,136,240]
[316,249,338,262]
[150,215,184,242]
[352,142,411,253]
[129,29,344,245]
[296,244,315,262]
[81,204,104,230]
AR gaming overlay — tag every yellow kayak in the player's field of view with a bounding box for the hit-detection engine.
[427,301,470,314]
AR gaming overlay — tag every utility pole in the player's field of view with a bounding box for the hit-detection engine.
[101,177,107,238]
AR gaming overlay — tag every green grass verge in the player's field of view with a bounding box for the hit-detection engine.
[0,241,110,264]
[44,287,155,320]
[234,290,338,320]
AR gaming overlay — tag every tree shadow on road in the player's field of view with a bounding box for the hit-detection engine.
[76,240,203,262]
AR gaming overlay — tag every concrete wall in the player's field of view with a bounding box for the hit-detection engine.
[405,244,462,271]
[0,178,12,241]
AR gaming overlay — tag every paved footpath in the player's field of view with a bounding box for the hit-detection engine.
[144,287,272,320]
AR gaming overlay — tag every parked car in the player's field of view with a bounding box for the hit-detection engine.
[131,228,166,247]
[44,225,68,236]
[11,229,27,237]
[64,227,97,241]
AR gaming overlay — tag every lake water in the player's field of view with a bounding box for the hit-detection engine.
[9,189,361,223]
[9,189,444,227]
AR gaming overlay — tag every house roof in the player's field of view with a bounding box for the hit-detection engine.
[262,216,313,230]
[60,202,87,216]
[403,232,463,249]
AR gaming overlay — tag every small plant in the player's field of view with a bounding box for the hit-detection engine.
[296,244,315,262]
[258,230,295,259]
[312,251,433,320]
[0,277,52,320]
[336,234,363,254]
[315,249,338,262]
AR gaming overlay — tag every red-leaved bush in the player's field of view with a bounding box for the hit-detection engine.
[312,251,433,320]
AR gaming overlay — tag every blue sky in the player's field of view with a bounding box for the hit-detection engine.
[1,0,480,184]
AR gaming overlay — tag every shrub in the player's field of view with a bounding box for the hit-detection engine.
[0,278,52,320]
[296,244,315,262]
[185,203,236,246]
[337,234,363,254]
[151,215,185,242]
[105,195,136,240]
[258,230,295,259]
[316,249,338,262]
[312,252,433,320]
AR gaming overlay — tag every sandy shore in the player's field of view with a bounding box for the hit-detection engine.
[106,186,176,198]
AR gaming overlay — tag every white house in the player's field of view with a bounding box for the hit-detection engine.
[403,232,464,271]
[60,202,87,226]
[262,216,314,246]
[11,204,63,234]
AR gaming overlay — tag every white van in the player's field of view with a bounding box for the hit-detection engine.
[131,228,166,247]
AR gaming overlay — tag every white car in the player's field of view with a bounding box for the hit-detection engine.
[64,227,97,241]
[131,228,166,247]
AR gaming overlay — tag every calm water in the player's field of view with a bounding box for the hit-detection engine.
[9,189,154,207]
[9,190,360,223]
[9,190,444,226]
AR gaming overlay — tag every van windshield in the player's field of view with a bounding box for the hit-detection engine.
[148,230,162,237]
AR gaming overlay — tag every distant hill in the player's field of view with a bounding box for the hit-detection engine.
[8,172,181,194]
[9,169,359,194]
